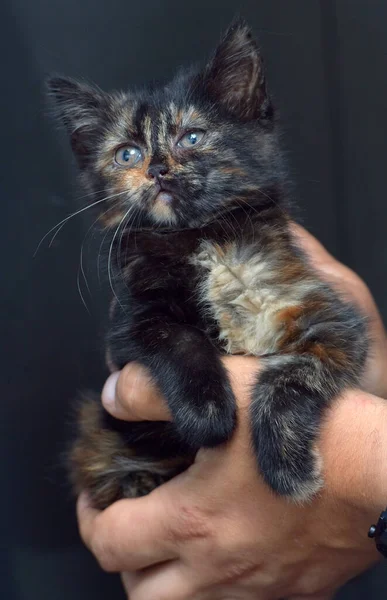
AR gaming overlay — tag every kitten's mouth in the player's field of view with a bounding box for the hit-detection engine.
[153,182,175,206]
[149,182,178,224]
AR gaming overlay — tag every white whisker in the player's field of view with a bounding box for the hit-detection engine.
[107,204,138,312]
[97,226,112,285]
[77,204,117,312]
[77,263,91,315]
[33,189,128,257]
[234,199,255,241]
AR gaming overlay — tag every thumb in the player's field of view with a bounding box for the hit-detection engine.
[102,363,172,422]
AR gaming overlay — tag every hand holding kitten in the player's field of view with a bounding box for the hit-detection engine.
[78,226,387,600]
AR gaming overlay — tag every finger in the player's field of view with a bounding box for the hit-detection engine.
[123,563,195,600]
[76,491,101,550]
[77,490,178,572]
[102,363,172,422]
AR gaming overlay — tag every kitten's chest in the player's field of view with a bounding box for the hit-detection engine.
[192,240,306,356]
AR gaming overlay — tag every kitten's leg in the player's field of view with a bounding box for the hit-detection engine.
[251,354,332,501]
[122,320,236,450]
[251,306,368,502]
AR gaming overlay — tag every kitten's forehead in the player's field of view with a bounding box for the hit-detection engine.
[109,95,209,153]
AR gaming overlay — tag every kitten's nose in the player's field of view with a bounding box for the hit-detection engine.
[146,163,169,180]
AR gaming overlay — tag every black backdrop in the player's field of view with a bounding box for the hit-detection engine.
[2,1,386,598]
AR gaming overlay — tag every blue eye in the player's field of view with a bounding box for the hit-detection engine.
[178,130,205,149]
[115,146,142,167]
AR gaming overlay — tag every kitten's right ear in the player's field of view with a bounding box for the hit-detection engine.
[46,76,105,166]
[203,19,273,122]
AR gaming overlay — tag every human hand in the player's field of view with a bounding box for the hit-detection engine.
[77,226,387,599]
[78,360,386,599]
[289,225,387,399]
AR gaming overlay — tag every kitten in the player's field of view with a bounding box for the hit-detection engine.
[48,20,368,509]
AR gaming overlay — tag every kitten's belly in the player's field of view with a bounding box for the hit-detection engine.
[193,240,310,356]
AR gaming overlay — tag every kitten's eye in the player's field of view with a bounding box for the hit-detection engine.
[115,146,142,167]
[178,130,205,149]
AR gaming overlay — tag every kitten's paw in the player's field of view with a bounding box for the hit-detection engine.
[173,384,237,450]
[256,442,323,503]
[251,388,324,502]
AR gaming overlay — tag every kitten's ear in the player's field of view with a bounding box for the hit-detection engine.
[46,76,106,166]
[204,20,272,121]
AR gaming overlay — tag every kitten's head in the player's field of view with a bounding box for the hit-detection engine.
[48,20,285,230]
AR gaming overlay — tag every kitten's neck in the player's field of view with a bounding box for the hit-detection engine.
[116,190,289,260]
[136,187,286,237]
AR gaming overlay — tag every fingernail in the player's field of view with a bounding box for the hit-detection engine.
[102,371,120,411]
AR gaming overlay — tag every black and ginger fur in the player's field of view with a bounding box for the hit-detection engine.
[48,20,368,508]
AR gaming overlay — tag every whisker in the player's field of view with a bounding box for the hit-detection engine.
[120,205,143,283]
[33,189,128,256]
[47,190,129,249]
[97,195,139,285]
[255,188,288,218]
[107,205,137,312]
[228,206,244,242]
[120,205,140,273]
[97,226,112,285]
[77,204,118,312]
[234,199,255,241]
[217,212,232,243]
[117,204,138,268]
[77,263,91,315]
[71,187,117,202]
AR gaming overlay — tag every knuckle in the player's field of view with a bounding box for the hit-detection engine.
[170,502,214,545]
[117,366,138,412]
[93,545,117,572]
[118,364,134,396]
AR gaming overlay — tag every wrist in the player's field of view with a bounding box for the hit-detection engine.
[321,390,387,520]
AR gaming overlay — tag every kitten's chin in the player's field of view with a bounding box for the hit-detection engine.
[156,191,174,205]
[150,193,178,226]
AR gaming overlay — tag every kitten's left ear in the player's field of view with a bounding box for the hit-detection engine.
[204,20,273,122]
[46,76,106,167]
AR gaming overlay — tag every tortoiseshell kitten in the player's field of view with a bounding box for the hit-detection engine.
[48,20,368,509]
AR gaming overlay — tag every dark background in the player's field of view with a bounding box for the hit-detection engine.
[1,0,386,598]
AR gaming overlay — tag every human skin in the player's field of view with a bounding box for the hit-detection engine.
[77,225,387,600]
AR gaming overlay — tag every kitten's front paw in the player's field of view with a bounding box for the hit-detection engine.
[172,382,237,451]
[256,440,323,503]
[251,389,324,503]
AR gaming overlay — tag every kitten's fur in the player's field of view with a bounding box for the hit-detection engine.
[48,20,368,509]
